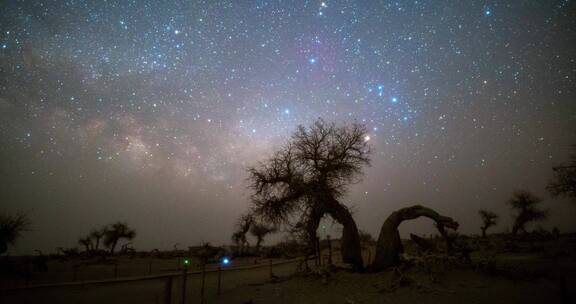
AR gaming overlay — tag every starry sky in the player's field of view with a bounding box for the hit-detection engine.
[1,1,575,254]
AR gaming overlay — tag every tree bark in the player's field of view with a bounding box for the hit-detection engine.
[436,223,454,252]
[325,197,364,271]
[256,238,262,251]
[110,239,118,255]
[304,206,324,255]
[371,205,458,271]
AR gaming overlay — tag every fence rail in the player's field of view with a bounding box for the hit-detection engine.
[1,256,323,304]
[1,257,309,292]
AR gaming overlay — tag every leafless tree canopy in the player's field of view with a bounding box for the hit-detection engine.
[231,213,254,255]
[478,209,499,237]
[246,119,370,269]
[548,150,576,202]
[507,190,548,234]
[0,211,30,254]
[248,118,370,225]
[250,222,277,250]
[103,222,136,254]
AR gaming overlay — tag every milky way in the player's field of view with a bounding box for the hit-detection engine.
[1,1,575,253]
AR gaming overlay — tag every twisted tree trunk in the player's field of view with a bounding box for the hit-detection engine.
[304,206,324,255]
[326,197,364,271]
[371,205,458,271]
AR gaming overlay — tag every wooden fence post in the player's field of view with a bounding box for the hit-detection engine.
[217,265,222,295]
[269,259,273,280]
[164,276,173,304]
[316,236,321,266]
[200,262,206,304]
[327,235,332,266]
[181,266,188,304]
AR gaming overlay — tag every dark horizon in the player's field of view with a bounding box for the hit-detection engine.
[1,1,575,255]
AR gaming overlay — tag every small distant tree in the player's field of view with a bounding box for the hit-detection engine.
[89,227,107,252]
[478,210,499,238]
[78,236,93,253]
[359,230,374,246]
[103,222,136,254]
[250,223,277,251]
[231,231,243,252]
[0,211,30,255]
[507,191,548,235]
[232,214,253,255]
[548,149,576,203]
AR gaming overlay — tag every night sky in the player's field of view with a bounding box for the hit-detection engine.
[1,1,575,254]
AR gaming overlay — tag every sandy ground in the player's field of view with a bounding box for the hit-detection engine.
[212,268,571,304]
[2,238,576,304]
[2,254,575,304]
[0,255,274,288]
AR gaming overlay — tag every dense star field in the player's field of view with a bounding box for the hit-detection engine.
[0,1,575,253]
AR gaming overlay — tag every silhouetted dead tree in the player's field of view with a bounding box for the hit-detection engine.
[103,222,136,254]
[508,191,547,234]
[371,205,458,271]
[78,236,93,254]
[232,213,253,255]
[89,227,106,252]
[248,119,370,270]
[250,222,277,251]
[548,148,576,203]
[478,209,499,238]
[0,211,30,255]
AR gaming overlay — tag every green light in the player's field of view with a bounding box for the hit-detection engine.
[184,259,190,265]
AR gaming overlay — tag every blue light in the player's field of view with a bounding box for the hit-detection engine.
[308,57,317,64]
[284,109,290,114]
[222,257,230,265]
[485,9,491,16]
[391,97,398,103]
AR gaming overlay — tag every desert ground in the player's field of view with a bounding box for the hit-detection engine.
[1,234,575,304]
